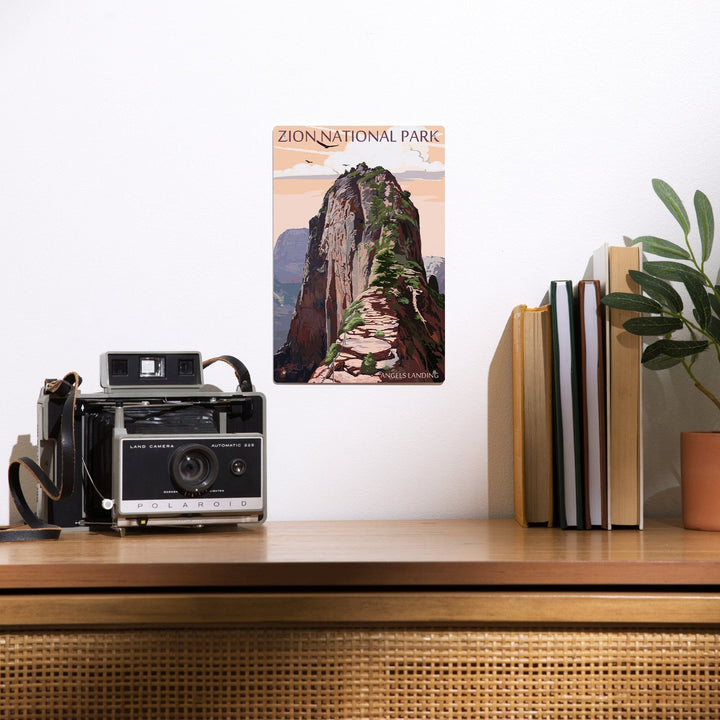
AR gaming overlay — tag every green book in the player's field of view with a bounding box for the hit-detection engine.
[550,280,586,529]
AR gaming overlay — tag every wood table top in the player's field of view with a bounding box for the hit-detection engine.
[0,518,718,590]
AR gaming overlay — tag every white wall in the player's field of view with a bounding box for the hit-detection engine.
[3,1,720,525]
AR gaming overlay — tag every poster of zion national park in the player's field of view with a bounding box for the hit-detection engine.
[273,125,445,384]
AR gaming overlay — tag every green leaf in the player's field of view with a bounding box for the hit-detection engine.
[708,316,720,345]
[643,260,707,284]
[643,354,685,371]
[623,316,683,335]
[652,178,690,235]
[628,270,683,313]
[694,190,714,262]
[710,292,720,319]
[629,235,691,260]
[684,275,712,329]
[601,292,662,313]
[642,338,709,362]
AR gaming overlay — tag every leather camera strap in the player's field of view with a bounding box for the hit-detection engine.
[202,355,253,392]
[1,372,81,542]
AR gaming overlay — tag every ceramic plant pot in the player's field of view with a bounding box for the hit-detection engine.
[681,431,720,531]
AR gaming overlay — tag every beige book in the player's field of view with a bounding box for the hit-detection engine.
[512,304,554,526]
[606,245,643,527]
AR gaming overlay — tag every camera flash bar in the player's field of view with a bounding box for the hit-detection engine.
[101,352,203,389]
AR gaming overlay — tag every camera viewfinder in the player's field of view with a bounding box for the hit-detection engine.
[178,358,195,376]
[110,358,129,377]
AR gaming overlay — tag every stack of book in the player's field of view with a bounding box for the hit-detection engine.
[512,244,643,529]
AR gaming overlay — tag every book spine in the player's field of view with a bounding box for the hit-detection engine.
[550,281,585,529]
[607,245,643,528]
[511,305,529,528]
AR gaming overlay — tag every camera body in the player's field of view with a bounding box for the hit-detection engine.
[37,352,265,533]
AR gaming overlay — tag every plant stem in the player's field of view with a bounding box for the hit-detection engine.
[685,230,700,269]
[683,360,720,411]
[693,381,720,412]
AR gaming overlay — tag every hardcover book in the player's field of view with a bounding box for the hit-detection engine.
[578,280,608,528]
[273,126,445,384]
[606,246,644,528]
[512,304,554,526]
[550,280,586,529]
[592,244,644,529]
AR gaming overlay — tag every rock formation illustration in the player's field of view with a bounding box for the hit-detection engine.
[273,228,309,351]
[274,163,445,383]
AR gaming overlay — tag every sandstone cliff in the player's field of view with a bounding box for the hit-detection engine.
[274,163,444,383]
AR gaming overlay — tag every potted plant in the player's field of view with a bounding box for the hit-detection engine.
[602,179,720,530]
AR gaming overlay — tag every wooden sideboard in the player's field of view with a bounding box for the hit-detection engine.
[1,518,718,718]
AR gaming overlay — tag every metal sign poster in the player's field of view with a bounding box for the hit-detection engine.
[273,125,445,384]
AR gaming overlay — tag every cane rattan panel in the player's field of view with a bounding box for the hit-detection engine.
[1,626,718,719]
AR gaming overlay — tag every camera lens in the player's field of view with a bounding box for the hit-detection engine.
[170,444,218,497]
